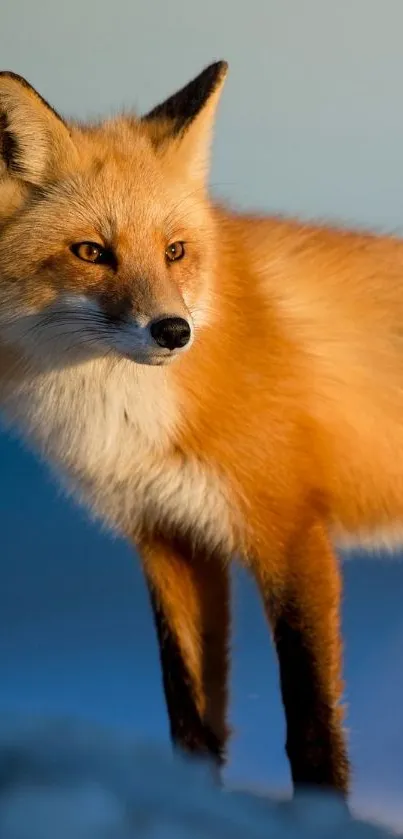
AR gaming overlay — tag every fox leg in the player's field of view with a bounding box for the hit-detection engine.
[253,517,349,794]
[139,533,231,770]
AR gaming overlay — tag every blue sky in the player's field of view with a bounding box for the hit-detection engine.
[1,430,403,828]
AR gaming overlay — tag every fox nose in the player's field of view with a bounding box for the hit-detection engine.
[150,316,191,350]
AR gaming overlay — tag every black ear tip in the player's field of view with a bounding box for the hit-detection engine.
[205,60,229,85]
[142,60,229,131]
[213,59,229,75]
[218,60,229,75]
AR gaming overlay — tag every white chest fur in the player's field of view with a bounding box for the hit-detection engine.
[1,359,236,554]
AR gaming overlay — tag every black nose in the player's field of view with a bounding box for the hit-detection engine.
[150,316,191,350]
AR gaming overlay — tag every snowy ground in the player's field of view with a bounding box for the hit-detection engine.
[1,433,403,832]
[0,716,396,838]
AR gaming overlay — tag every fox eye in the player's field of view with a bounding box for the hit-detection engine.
[71,242,110,264]
[165,241,185,263]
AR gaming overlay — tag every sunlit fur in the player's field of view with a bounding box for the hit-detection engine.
[2,63,403,793]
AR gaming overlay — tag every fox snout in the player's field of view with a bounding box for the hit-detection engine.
[97,290,192,348]
[72,282,193,364]
[93,281,193,361]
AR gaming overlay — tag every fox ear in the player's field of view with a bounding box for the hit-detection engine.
[0,71,75,186]
[142,61,228,185]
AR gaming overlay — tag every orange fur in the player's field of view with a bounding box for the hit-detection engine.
[1,60,400,794]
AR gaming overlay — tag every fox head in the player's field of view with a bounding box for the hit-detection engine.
[0,62,227,368]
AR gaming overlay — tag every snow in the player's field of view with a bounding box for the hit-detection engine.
[0,716,397,839]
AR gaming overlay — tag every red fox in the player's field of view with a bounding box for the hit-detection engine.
[2,60,403,797]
